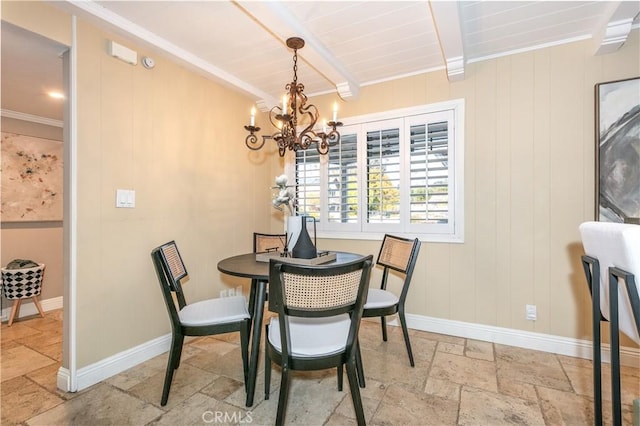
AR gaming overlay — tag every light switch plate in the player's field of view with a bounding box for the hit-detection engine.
[525,304,537,321]
[116,189,135,208]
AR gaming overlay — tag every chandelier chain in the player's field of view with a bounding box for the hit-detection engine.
[292,48,298,84]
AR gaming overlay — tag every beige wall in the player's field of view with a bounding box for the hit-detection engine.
[1,118,64,141]
[314,31,640,348]
[4,1,638,371]
[73,21,282,367]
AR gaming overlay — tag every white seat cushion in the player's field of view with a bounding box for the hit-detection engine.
[363,289,399,309]
[179,295,249,327]
[268,314,350,358]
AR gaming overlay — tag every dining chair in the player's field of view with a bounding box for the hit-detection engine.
[253,232,288,254]
[361,234,421,373]
[579,222,640,426]
[264,255,373,426]
[151,240,250,406]
[252,232,287,300]
[249,232,288,326]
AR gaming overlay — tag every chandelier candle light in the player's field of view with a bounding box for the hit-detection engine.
[244,37,342,156]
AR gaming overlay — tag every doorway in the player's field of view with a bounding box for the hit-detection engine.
[0,20,72,392]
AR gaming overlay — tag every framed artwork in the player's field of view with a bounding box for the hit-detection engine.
[1,132,63,222]
[595,77,640,223]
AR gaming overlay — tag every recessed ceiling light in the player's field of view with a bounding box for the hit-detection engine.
[48,91,65,99]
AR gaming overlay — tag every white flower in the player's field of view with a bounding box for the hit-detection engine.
[272,174,295,215]
[275,174,288,187]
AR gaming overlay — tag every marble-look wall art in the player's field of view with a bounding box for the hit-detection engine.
[1,132,63,222]
[595,77,640,224]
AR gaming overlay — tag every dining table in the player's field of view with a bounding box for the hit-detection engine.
[217,251,366,407]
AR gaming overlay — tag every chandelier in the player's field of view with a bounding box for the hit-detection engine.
[244,37,342,156]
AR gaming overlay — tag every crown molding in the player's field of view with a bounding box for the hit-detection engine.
[64,0,272,102]
[1,109,63,128]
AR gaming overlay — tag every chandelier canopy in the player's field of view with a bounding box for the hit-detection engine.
[244,37,342,156]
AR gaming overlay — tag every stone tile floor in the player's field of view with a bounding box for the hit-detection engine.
[1,309,638,425]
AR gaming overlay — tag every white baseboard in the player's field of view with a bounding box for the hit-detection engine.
[57,366,71,392]
[1,296,63,322]
[74,333,171,392]
[400,313,639,367]
[58,313,639,392]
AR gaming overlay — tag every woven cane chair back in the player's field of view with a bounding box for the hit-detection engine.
[377,234,418,273]
[254,233,287,253]
[155,241,188,309]
[282,269,363,311]
[269,256,373,318]
[159,242,187,287]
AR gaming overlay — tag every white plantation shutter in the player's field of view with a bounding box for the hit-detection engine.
[295,148,321,219]
[408,119,451,223]
[366,126,401,224]
[405,109,455,235]
[292,100,464,242]
[362,119,403,234]
[327,133,358,224]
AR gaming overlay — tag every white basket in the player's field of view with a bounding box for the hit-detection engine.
[1,264,45,300]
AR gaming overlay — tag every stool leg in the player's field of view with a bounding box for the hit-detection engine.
[8,300,22,326]
[32,297,45,318]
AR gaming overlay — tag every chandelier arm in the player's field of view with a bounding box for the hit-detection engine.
[299,133,315,151]
[269,106,284,129]
[326,128,341,146]
[298,116,317,139]
[297,100,318,143]
[316,132,333,155]
[316,142,329,155]
[275,135,289,156]
[244,126,265,151]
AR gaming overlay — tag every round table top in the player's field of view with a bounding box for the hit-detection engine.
[217,251,365,281]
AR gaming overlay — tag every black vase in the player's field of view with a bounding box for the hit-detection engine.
[291,216,317,259]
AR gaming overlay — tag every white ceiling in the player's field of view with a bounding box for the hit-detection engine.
[2,1,639,122]
[1,22,68,123]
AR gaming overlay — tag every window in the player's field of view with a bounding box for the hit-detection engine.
[292,100,464,243]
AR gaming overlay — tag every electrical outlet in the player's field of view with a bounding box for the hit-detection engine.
[526,304,537,321]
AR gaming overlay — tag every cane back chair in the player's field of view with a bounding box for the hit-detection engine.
[362,234,421,368]
[264,255,373,426]
[151,240,250,406]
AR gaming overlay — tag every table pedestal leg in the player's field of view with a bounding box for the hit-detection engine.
[246,279,267,407]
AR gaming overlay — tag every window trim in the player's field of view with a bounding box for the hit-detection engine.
[286,99,465,243]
